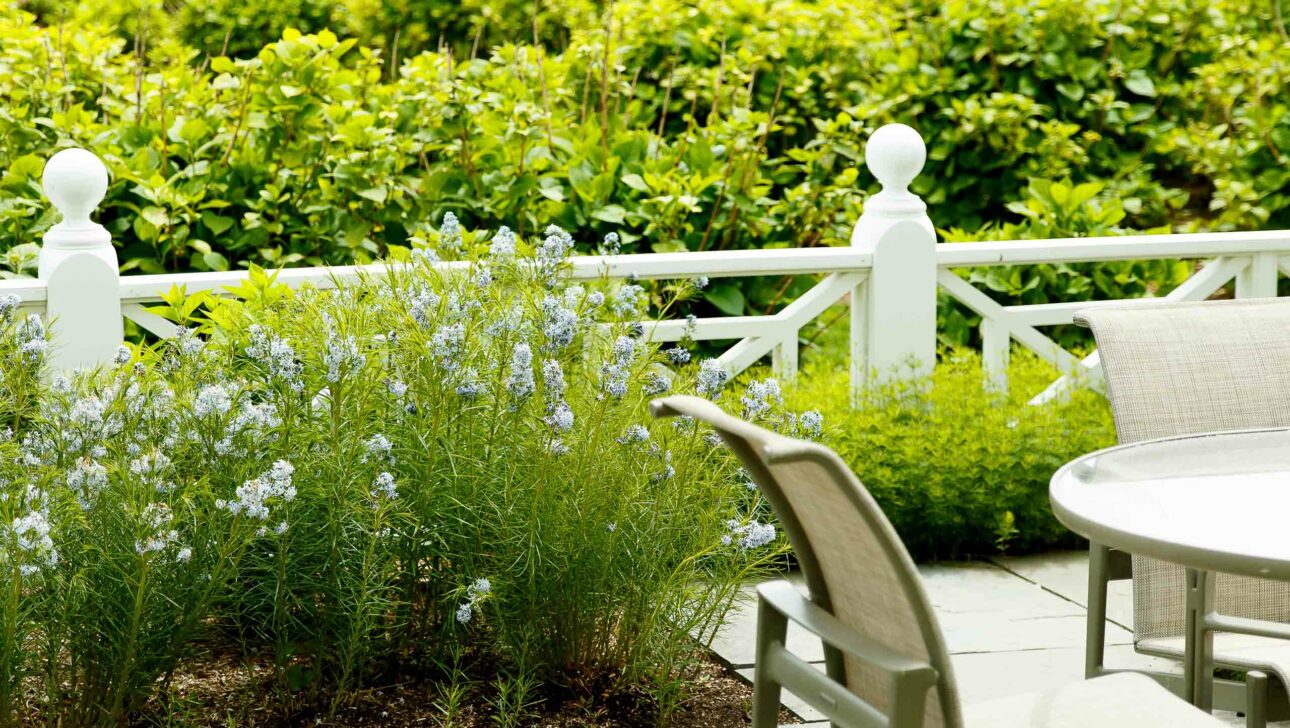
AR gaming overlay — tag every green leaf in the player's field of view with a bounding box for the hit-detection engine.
[704,284,745,316]
[357,187,388,204]
[201,211,235,235]
[1125,71,1156,98]
[591,205,627,224]
[202,252,230,271]
[620,173,649,192]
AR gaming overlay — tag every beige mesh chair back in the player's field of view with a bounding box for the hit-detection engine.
[1077,299,1290,670]
[650,395,963,728]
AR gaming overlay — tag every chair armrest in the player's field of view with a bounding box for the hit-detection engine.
[757,579,937,681]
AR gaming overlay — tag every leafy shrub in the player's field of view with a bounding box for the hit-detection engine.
[0,226,809,723]
[789,349,1117,560]
[4,0,1290,310]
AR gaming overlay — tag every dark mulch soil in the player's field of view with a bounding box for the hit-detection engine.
[130,647,800,727]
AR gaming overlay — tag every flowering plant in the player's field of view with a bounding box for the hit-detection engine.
[0,223,820,723]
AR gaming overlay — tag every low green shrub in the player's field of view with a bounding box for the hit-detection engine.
[0,225,810,724]
[789,349,1117,560]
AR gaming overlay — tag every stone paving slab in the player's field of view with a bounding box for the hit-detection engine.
[712,551,1277,725]
[993,550,1136,629]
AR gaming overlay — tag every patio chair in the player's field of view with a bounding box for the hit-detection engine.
[1077,297,1290,728]
[649,394,1236,728]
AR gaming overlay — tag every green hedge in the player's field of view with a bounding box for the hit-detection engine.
[2,0,1289,333]
[789,349,1117,560]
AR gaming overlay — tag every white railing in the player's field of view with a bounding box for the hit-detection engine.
[19,125,1290,406]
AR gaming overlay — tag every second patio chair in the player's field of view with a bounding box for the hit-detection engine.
[650,394,1235,728]
[1077,297,1290,727]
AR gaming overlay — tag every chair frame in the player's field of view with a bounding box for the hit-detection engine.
[1084,542,1283,728]
[650,396,953,728]
[653,394,1269,728]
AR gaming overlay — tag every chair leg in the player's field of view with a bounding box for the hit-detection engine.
[1246,671,1268,728]
[1086,542,1110,678]
[751,596,789,728]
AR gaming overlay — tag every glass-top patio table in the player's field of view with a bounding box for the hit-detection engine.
[1051,428,1290,714]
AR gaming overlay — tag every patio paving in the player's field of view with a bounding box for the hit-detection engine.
[714,550,1278,726]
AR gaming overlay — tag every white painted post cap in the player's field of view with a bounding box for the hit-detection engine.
[43,148,109,231]
[865,123,926,196]
[41,148,111,251]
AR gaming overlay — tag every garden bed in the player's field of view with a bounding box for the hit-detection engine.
[129,644,796,727]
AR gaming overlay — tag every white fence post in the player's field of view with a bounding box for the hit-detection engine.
[39,149,122,373]
[849,123,937,401]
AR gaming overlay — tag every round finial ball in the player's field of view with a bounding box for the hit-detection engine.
[864,123,926,192]
[42,148,109,226]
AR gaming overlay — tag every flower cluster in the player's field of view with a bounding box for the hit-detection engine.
[601,336,637,399]
[506,343,535,403]
[455,367,485,399]
[363,434,394,463]
[16,313,46,364]
[430,323,466,372]
[455,577,493,625]
[541,359,573,437]
[135,503,183,558]
[246,325,304,392]
[538,225,574,262]
[216,460,296,523]
[490,226,516,259]
[741,378,783,420]
[67,457,109,508]
[438,212,463,254]
[11,505,57,577]
[722,519,777,550]
[194,384,233,418]
[0,292,20,321]
[613,284,645,317]
[696,359,730,399]
[541,295,579,350]
[323,317,366,383]
[617,424,650,445]
[370,472,398,504]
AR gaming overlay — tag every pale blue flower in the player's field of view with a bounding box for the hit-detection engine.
[507,343,535,401]
[542,296,579,350]
[617,425,650,445]
[741,378,782,419]
[542,359,566,403]
[696,359,729,399]
[431,323,466,372]
[539,225,574,261]
[439,212,463,252]
[490,226,517,259]
[0,293,20,320]
[613,284,645,316]
[194,384,232,418]
[409,287,441,329]
[323,318,365,382]
[665,347,691,365]
[456,368,486,399]
[371,472,398,502]
[799,410,824,438]
[363,434,394,463]
[644,370,672,395]
[545,401,574,432]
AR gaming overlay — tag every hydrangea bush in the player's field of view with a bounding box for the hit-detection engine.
[0,224,820,723]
